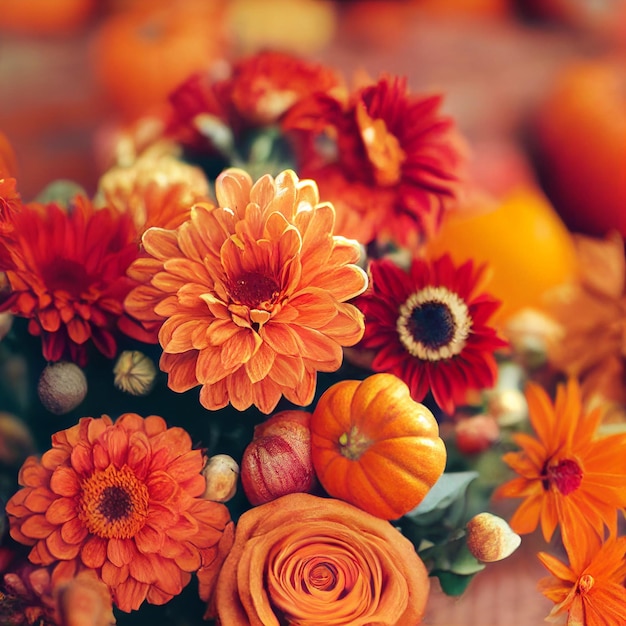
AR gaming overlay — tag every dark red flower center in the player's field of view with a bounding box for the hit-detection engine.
[407,301,455,349]
[229,271,280,309]
[41,258,90,297]
[99,485,132,521]
[541,459,583,496]
[397,286,471,361]
[78,465,149,539]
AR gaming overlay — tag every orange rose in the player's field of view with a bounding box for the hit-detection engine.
[210,492,430,625]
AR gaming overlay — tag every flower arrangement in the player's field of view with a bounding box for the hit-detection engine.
[1,4,625,625]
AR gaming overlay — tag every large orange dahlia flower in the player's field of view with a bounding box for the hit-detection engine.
[0,197,139,365]
[5,414,233,612]
[124,168,367,414]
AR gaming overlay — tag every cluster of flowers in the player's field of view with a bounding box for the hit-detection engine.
[0,49,625,625]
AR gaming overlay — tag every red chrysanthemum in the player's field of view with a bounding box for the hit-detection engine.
[124,168,367,414]
[0,197,139,365]
[166,50,341,155]
[0,131,20,236]
[0,175,21,236]
[355,255,507,414]
[284,75,467,246]
[5,414,233,613]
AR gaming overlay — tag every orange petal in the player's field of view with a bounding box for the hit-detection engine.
[81,536,107,569]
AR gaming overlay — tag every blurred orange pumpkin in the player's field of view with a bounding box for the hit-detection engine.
[532,58,626,238]
[310,374,446,520]
[0,0,95,35]
[424,185,579,324]
[91,1,227,121]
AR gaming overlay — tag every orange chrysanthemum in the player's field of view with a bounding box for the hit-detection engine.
[97,149,210,234]
[124,168,367,414]
[494,379,626,550]
[5,414,233,612]
[538,534,626,626]
[0,197,139,365]
[284,75,467,246]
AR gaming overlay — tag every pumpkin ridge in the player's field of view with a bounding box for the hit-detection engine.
[356,458,413,519]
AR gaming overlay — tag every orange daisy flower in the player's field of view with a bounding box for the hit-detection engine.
[0,197,139,365]
[494,378,626,549]
[354,255,506,414]
[5,414,233,612]
[124,168,367,414]
[284,75,467,246]
[538,534,626,626]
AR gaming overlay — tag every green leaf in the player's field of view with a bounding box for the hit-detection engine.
[449,542,486,576]
[433,571,478,597]
[407,471,479,516]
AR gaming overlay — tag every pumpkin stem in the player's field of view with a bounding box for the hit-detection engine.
[338,426,372,460]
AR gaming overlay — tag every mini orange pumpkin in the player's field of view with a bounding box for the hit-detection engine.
[310,373,446,520]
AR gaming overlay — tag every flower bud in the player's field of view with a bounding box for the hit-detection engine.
[241,411,315,506]
[202,454,239,503]
[113,350,157,396]
[466,512,521,563]
[57,572,115,626]
[0,412,35,466]
[0,312,13,341]
[454,415,499,455]
[37,362,87,415]
[486,388,528,427]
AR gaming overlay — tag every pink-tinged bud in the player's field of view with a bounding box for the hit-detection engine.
[57,572,116,626]
[466,512,521,563]
[202,454,239,503]
[240,410,315,506]
[454,414,500,455]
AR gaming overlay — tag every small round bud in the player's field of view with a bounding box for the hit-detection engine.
[486,388,528,427]
[0,312,13,341]
[113,350,157,396]
[466,512,521,563]
[240,411,315,506]
[38,362,87,415]
[0,412,35,465]
[455,415,500,455]
[202,454,239,503]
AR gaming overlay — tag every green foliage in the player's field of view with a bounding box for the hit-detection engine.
[400,471,487,596]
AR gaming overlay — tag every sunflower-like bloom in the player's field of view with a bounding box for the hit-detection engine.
[494,379,626,551]
[355,255,506,415]
[5,414,233,612]
[0,197,139,365]
[538,534,626,626]
[124,168,367,414]
[284,75,467,246]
